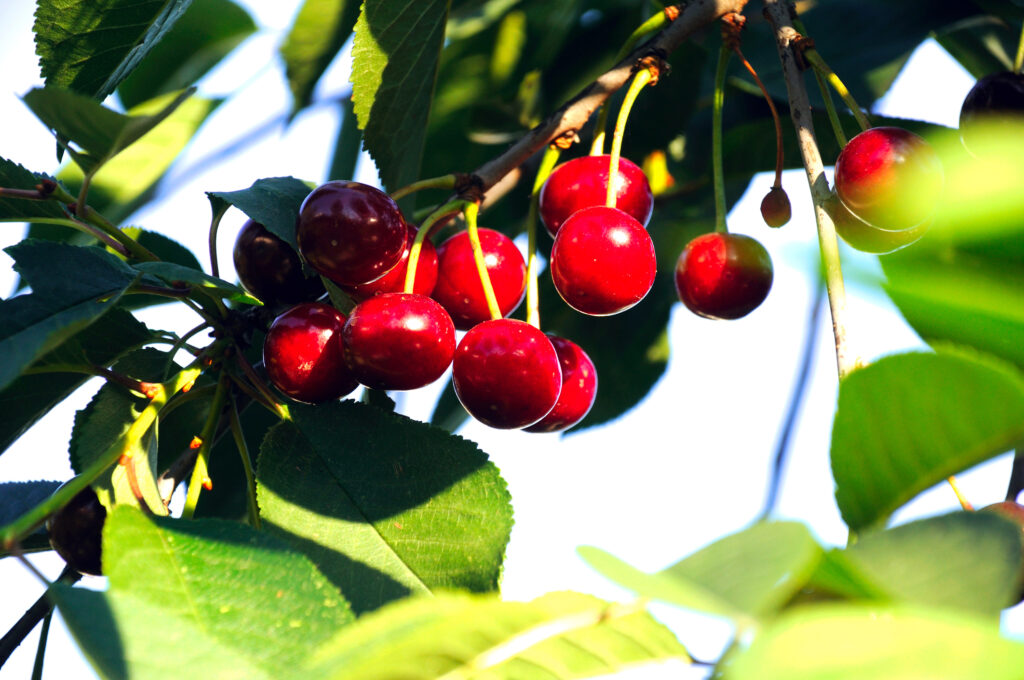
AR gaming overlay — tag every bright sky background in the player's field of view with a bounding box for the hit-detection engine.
[0,2,1020,678]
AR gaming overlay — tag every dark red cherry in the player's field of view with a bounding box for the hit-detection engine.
[550,205,656,316]
[452,319,561,429]
[432,228,527,331]
[959,71,1024,153]
[674,232,773,320]
[539,155,654,237]
[833,127,943,230]
[296,181,407,286]
[46,482,106,576]
[523,336,598,433]
[760,186,792,228]
[341,225,438,301]
[263,302,359,403]
[233,220,326,304]
[826,191,927,254]
[342,293,456,391]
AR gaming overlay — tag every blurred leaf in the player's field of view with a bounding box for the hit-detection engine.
[935,17,1019,79]
[579,521,823,623]
[0,480,62,555]
[721,604,1024,680]
[0,157,67,223]
[303,591,690,679]
[118,0,255,109]
[328,97,362,181]
[350,0,451,191]
[133,261,261,305]
[34,0,195,100]
[832,349,1024,532]
[281,0,361,115]
[257,400,513,614]
[207,176,314,251]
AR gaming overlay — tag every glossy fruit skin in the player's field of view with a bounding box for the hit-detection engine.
[233,220,326,305]
[550,206,656,316]
[959,71,1024,153]
[47,483,106,576]
[432,228,527,330]
[760,186,792,228]
[341,225,438,301]
[539,155,654,237]
[296,181,407,286]
[523,336,598,433]
[263,302,359,403]
[674,232,773,320]
[342,293,456,391]
[834,127,943,230]
[826,191,927,254]
[452,319,561,429]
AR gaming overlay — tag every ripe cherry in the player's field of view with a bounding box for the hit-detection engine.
[539,155,654,238]
[296,181,407,286]
[432,228,527,330]
[452,319,561,429]
[760,186,792,228]
[674,232,773,320]
[340,225,438,301]
[263,302,359,403]
[233,219,325,305]
[342,293,456,391]
[959,71,1024,154]
[47,482,106,576]
[826,191,927,254]
[549,205,656,316]
[833,127,943,230]
[523,336,598,433]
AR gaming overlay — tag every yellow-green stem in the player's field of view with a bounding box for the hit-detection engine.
[228,395,261,528]
[391,174,458,202]
[793,18,847,148]
[606,68,654,208]
[1015,21,1024,74]
[405,198,466,294]
[802,49,871,132]
[712,44,731,233]
[947,476,974,511]
[182,375,229,519]
[464,201,502,320]
[526,146,561,328]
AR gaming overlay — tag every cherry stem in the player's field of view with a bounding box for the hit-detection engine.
[207,203,228,278]
[800,48,871,132]
[182,374,229,520]
[228,394,261,528]
[712,43,731,234]
[1015,21,1024,74]
[793,18,847,148]
[526,146,562,328]
[734,48,785,188]
[234,353,290,421]
[1006,449,1024,502]
[405,198,464,294]
[946,476,974,511]
[391,174,458,201]
[606,67,654,209]
[31,606,52,680]
[73,200,159,262]
[463,201,502,320]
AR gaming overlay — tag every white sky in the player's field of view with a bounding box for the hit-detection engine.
[0,3,1020,678]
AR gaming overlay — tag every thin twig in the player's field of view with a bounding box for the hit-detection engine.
[1006,449,1024,502]
[0,566,80,670]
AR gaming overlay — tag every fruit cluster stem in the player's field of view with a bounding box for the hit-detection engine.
[799,48,871,133]
[182,374,229,519]
[463,201,503,320]
[228,396,261,528]
[405,198,465,294]
[712,43,731,233]
[606,68,654,209]
[526,146,561,328]
[1015,21,1024,74]
[792,18,847,148]
[391,174,458,201]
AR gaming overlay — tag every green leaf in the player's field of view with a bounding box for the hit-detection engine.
[22,86,195,175]
[844,512,1022,615]
[0,480,61,555]
[257,400,513,614]
[832,350,1024,532]
[0,156,67,223]
[207,177,314,251]
[350,0,451,191]
[133,261,261,305]
[281,0,361,115]
[0,241,140,391]
[579,521,823,623]
[722,604,1024,680]
[34,0,196,100]
[118,0,255,109]
[303,591,690,679]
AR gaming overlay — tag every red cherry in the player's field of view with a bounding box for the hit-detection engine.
[296,181,407,286]
[452,319,561,429]
[549,205,656,316]
[342,293,456,391]
[47,482,106,576]
[523,336,598,433]
[826,191,927,254]
[233,220,325,304]
[833,127,943,230]
[263,302,359,403]
[760,187,792,228]
[539,155,654,237]
[341,225,438,301]
[432,228,527,331]
[674,232,773,320]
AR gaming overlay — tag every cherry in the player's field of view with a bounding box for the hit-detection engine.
[539,155,654,238]
[233,219,325,305]
[452,319,561,429]
[296,181,407,286]
[432,228,527,330]
[959,71,1024,154]
[523,336,598,433]
[980,501,1024,603]
[674,232,773,320]
[47,482,106,576]
[833,126,943,231]
[263,302,359,403]
[549,205,656,316]
[760,186,791,228]
[341,225,438,301]
[826,191,927,254]
[342,293,455,391]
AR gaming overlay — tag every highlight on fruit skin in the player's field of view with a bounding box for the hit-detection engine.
[825,191,928,255]
[523,335,598,434]
[760,186,791,228]
[674,232,773,320]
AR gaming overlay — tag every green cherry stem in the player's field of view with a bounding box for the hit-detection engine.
[182,374,229,520]
[391,174,458,202]
[712,43,731,233]
[207,202,229,278]
[606,67,654,209]
[405,198,466,294]
[799,48,871,132]
[463,201,502,320]
[792,18,847,148]
[526,145,561,328]
[228,394,261,528]
[1014,20,1024,74]
[31,607,52,680]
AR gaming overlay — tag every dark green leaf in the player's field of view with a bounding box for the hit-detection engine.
[0,480,61,555]
[281,0,360,115]
[257,400,513,614]
[832,349,1024,531]
[328,96,361,181]
[133,261,261,305]
[206,177,314,250]
[34,0,196,100]
[0,156,67,223]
